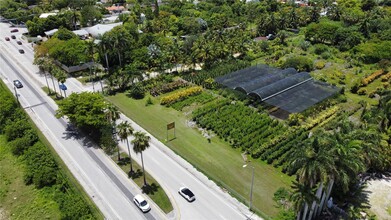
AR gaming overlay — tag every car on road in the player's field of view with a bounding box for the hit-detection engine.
[5,37,10,41]
[133,194,151,213]
[10,29,18,33]
[17,40,22,45]
[11,35,16,39]
[13,80,23,88]
[18,49,24,54]
[178,187,195,202]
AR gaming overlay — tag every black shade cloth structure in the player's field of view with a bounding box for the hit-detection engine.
[215,65,339,113]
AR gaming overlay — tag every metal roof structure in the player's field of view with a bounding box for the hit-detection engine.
[215,64,339,113]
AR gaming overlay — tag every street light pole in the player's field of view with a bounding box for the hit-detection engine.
[249,166,254,211]
[13,86,19,104]
[243,164,255,211]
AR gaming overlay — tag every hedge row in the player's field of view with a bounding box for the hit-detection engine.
[381,71,391,82]
[171,92,215,111]
[361,69,385,86]
[150,79,188,97]
[161,86,203,105]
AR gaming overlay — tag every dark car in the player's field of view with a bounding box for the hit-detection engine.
[178,187,195,202]
[18,49,24,54]
[13,80,23,88]
[16,40,22,45]
[10,29,18,33]
[11,35,16,39]
[5,37,10,41]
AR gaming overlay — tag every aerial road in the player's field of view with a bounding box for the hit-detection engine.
[0,21,259,220]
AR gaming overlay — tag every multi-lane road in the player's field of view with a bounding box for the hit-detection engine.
[0,22,259,220]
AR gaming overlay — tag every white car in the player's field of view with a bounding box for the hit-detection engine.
[178,187,195,202]
[133,194,151,213]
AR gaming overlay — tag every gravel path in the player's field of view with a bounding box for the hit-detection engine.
[366,176,391,220]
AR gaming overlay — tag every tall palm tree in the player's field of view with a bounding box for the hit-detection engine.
[105,104,121,160]
[34,57,52,94]
[290,180,318,220]
[45,60,58,96]
[117,121,134,173]
[290,136,336,220]
[132,131,151,186]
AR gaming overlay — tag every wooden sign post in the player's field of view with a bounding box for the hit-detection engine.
[166,122,176,141]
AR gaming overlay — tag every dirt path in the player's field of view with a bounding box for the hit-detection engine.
[366,176,391,220]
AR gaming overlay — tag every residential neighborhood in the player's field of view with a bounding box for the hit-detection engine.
[0,0,390,219]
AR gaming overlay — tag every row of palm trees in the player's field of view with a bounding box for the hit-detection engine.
[105,104,151,186]
[34,57,68,98]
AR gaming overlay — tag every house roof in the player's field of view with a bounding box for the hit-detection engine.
[72,29,89,36]
[84,23,122,38]
[44,28,58,36]
[106,5,125,12]
[39,12,57,18]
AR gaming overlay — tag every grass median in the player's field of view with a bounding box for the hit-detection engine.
[107,93,293,217]
[111,153,173,213]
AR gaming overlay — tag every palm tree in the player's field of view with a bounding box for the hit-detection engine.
[34,57,52,94]
[117,121,135,173]
[105,104,121,160]
[45,60,58,96]
[290,180,318,220]
[132,131,151,186]
[290,136,336,220]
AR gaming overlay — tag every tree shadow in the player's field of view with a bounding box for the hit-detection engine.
[142,183,159,196]
[129,169,143,179]
[118,157,130,166]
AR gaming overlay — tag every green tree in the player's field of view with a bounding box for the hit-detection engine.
[105,104,121,160]
[80,5,102,27]
[56,92,107,131]
[132,131,151,186]
[33,57,52,94]
[117,121,135,173]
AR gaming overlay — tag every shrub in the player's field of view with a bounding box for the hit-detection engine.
[350,83,360,93]
[315,60,326,69]
[381,72,391,82]
[314,44,329,55]
[23,142,58,188]
[299,40,311,51]
[161,86,203,105]
[282,56,314,72]
[321,51,332,59]
[128,83,145,99]
[361,70,385,86]
[145,97,153,106]
[357,88,367,95]
[150,80,188,96]
[4,117,32,142]
[10,129,39,156]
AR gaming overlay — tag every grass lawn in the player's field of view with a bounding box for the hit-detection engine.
[0,136,61,220]
[107,94,293,218]
[111,153,173,213]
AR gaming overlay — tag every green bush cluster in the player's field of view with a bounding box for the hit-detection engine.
[0,85,94,219]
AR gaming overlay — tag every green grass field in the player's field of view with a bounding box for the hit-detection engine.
[107,94,293,217]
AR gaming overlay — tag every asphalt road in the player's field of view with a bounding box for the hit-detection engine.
[0,22,260,220]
